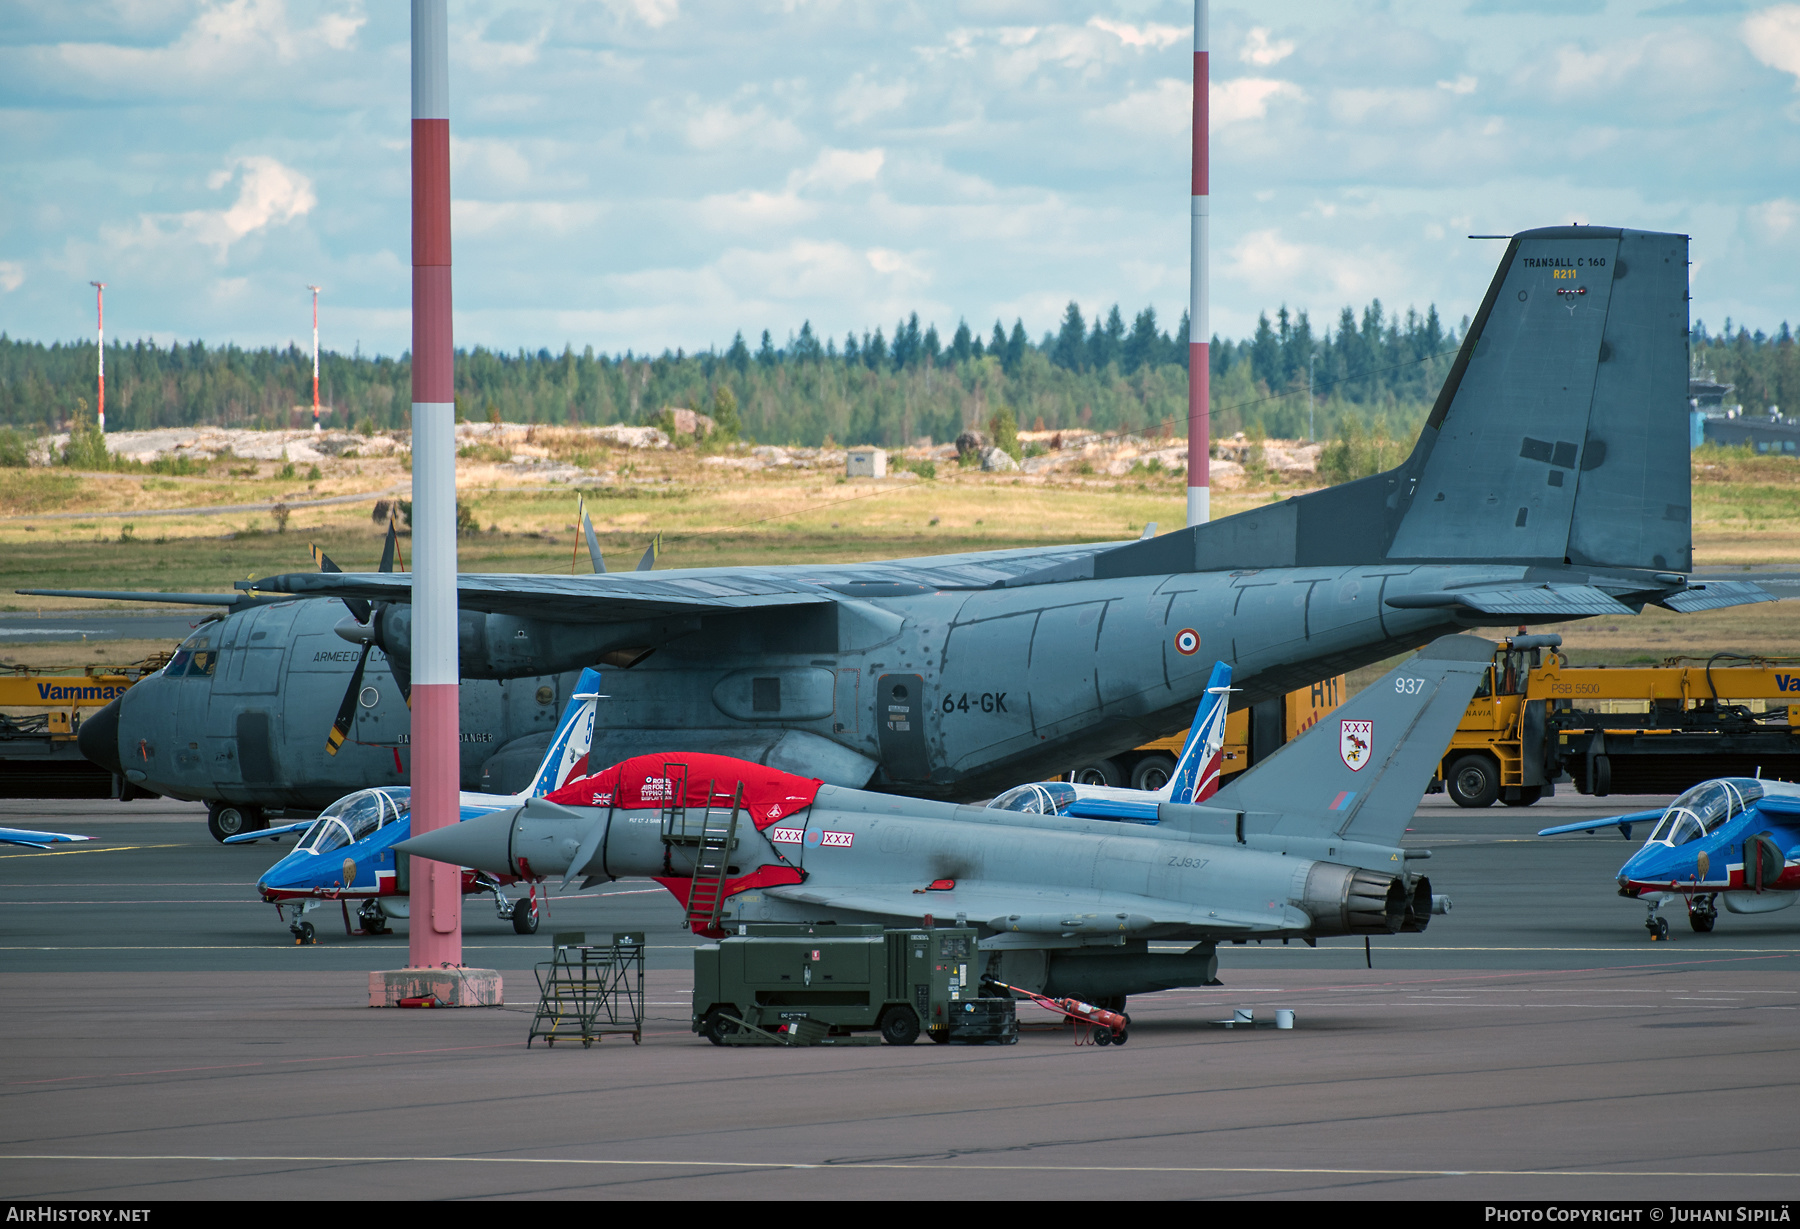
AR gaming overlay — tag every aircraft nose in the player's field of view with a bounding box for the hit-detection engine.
[77,697,123,775]
[396,808,516,872]
[334,615,373,645]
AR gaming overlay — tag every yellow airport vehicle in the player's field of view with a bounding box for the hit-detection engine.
[0,657,168,798]
[1072,676,1345,791]
[1435,635,1800,807]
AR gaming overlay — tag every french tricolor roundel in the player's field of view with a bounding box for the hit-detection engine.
[1174,628,1200,656]
[1339,719,1373,771]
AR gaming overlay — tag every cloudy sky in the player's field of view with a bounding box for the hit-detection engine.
[1,0,1797,358]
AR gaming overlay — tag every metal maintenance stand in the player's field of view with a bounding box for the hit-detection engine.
[527,931,646,1048]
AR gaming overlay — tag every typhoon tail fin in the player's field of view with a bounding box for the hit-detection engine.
[520,667,604,799]
[1201,636,1493,848]
[1158,661,1233,804]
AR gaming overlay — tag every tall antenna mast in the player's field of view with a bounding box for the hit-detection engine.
[89,281,107,434]
[1186,0,1210,527]
[307,284,322,432]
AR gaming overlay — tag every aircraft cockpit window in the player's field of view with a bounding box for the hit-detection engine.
[986,783,1077,815]
[165,629,218,678]
[299,818,354,854]
[1665,782,1733,838]
[316,788,409,844]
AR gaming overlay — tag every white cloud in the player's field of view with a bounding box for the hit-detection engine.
[0,262,23,293]
[53,0,367,82]
[833,73,910,126]
[1240,28,1295,67]
[609,0,680,28]
[107,155,315,262]
[1211,77,1306,126]
[1224,228,1392,302]
[1090,79,1188,137]
[1437,75,1478,94]
[1748,198,1800,241]
[792,148,884,192]
[1745,5,1800,84]
[1089,17,1187,51]
[1329,87,1450,127]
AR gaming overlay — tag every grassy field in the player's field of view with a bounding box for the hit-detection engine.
[3,441,1797,671]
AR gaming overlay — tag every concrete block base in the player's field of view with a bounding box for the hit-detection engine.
[369,967,503,1008]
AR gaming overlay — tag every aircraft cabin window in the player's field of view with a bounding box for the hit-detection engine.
[299,818,354,854]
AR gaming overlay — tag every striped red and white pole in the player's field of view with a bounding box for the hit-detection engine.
[90,281,106,434]
[308,284,321,432]
[409,0,462,970]
[1186,0,1209,527]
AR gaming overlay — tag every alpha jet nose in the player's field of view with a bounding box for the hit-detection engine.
[395,807,518,872]
[78,696,123,776]
[334,615,374,646]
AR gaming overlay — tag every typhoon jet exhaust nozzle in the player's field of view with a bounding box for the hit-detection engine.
[1301,862,1410,936]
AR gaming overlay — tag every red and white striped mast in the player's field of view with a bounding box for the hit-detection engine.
[89,281,106,434]
[1186,0,1210,527]
[409,0,462,970]
[307,284,322,432]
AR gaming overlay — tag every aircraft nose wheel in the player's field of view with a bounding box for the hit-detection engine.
[511,901,539,935]
[1644,901,1670,941]
[291,920,317,945]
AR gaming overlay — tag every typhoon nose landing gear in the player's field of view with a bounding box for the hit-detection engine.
[482,874,539,935]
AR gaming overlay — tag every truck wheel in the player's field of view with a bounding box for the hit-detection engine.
[879,1006,921,1046]
[1446,755,1500,809]
[1071,759,1122,787]
[208,803,263,842]
[1502,785,1543,807]
[1129,754,1177,793]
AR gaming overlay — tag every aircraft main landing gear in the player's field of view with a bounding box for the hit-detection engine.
[357,900,390,935]
[1687,895,1718,933]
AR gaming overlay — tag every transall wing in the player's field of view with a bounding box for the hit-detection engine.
[763,880,1297,936]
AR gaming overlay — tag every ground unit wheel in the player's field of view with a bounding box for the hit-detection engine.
[1113,1029,1129,1045]
[879,1006,921,1046]
[1071,758,1122,788]
[208,802,263,842]
[1094,1028,1112,1047]
[1502,785,1543,807]
[1128,754,1176,793]
[700,1008,738,1046]
[1446,754,1500,809]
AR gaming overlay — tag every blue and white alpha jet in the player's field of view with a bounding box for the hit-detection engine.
[232,668,603,943]
[1539,777,1800,938]
[986,662,1234,823]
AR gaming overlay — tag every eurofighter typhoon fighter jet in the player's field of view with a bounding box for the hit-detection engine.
[400,636,1491,1005]
[66,227,1775,810]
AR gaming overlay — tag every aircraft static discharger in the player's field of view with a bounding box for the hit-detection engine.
[240,227,1773,801]
[59,226,1778,808]
[400,636,1489,1005]
[1539,778,1800,939]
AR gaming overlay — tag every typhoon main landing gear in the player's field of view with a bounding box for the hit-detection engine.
[1687,894,1718,933]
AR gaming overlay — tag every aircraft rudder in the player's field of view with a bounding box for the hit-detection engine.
[525,668,604,798]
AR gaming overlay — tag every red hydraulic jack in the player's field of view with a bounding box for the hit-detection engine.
[987,980,1129,1047]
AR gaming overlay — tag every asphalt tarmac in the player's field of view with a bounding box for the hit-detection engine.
[3,790,1796,1200]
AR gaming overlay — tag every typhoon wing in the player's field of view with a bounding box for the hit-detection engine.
[763,880,1298,937]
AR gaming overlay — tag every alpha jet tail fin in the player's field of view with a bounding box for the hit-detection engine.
[1158,661,1234,804]
[1200,636,1493,849]
[517,667,604,800]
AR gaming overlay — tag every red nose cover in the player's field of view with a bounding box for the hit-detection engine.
[546,752,823,831]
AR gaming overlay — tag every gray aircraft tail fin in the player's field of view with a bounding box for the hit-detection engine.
[1012,226,1691,586]
[1197,634,1494,848]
